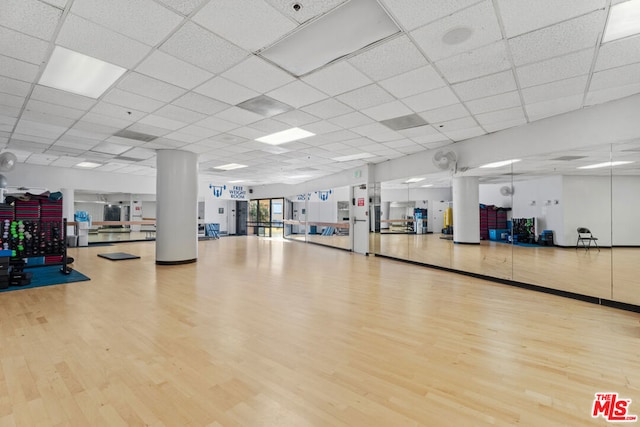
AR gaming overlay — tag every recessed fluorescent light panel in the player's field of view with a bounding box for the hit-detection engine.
[421,184,433,188]
[603,0,640,43]
[256,127,315,145]
[213,163,248,171]
[404,177,425,183]
[577,161,634,169]
[259,0,400,76]
[228,180,245,183]
[479,159,521,168]
[75,161,102,168]
[332,153,375,162]
[39,46,127,98]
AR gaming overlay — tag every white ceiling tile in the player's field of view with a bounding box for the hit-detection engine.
[351,122,402,142]
[216,107,263,125]
[136,50,214,90]
[383,138,420,149]
[160,22,247,74]
[320,130,361,143]
[348,35,428,81]
[475,106,525,126]
[464,91,521,114]
[222,56,295,93]
[25,153,59,165]
[335,84,394,110]
[228,126,267,140]
[15,119,67,139]
[586,82,640,106]
[482,118,527,133]
[143,138,188,149]
[156,0,207,15]
[10,136,55,147]
[21,110,77,128]
[0,55,39,83]
[328,111,375,129]
[163,131,204,143]
[273,110,320,127]
[250,119,294,134]
[50,156,87,168]
[0,106,20,119]
[410,1,502,62]
[0,26,49,65]
[194,77,260,105]
[433,116,478,131]
[71,0,183,46]
[195,116,239,133]
[378,65,446,99]
[193,0,296,51]
[57,136,100,150]
[0,76,31,97]
[81,112,133,129]
[91,141,132,155]
[125,123,172,137]
[121,147,156,160]
[69,122,118,140]
[267,0,345,24]
[138,114,188,131]
[102,88,165,113]
[595,34,640,72]
[517,49,594,88]
[25,99,85,120]
[0,93,24,109]
[361,100,413,121]
[301,99,353,119]
[90,101,146,122]
[436,41,510,83]
[57,14,152,69]
[525,94,583,122]
[497,0,606,38]
[0,0,62,40]
[173,125,218,139]
[402,86,459,112]
[589,62,640,92]
[419,103,470,123]
[153,104,207,124]
[521,75,588,104]
[440,126,486,141]
[382,0,480,31]
[301,62,372,96]
[303,121,342,135]
[509,11,605,66]
[452,70,517,101]
[117,72,187,103]
[172,92,230,115]
[267,81,329,108]
[31,85,97,110]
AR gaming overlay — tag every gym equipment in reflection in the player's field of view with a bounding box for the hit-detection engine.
[414,208,428,234]
[576,227,599,252]
[479,204,509,240]
[511,218,536,244]
[205,223,220,239]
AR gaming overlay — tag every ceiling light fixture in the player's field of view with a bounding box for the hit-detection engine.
[213,163,248,170]
[75,161,102,168]
[228,180,245,183]
[256,127,315,145]
[404,177,425,183]
[577,161,634,169]
[479,159,521,168]
[39,46,127,98]
[421,184,434,188]
[258,0,400,76]
[603,0,640,43]
[332,152,375,162]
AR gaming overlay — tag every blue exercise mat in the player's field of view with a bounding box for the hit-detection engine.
[0,265,90,293]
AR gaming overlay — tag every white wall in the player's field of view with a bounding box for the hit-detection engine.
[563,176,612,247]
[142,201,156,219]
[203,198,235,234]
[479,183,513,208]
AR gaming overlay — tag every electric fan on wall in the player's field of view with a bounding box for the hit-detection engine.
[0,152,17,203]
[432,150,457,172]
[500,185,514,196]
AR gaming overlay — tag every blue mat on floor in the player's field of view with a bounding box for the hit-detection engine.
[0,265,90,293]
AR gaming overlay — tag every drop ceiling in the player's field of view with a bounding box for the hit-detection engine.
[1,0,639,186]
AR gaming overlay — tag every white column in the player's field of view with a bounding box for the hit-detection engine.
[61,188,75,235]
[156,150,198,264]
[452,176,480,244]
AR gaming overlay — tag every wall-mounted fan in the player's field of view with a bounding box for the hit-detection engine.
[0,152,17,173]
[432,150,457,172]
[500,185,514,196]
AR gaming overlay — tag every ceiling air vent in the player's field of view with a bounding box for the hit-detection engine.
[380,114,428,131]
[550,155,587,161]
[113,129,158,142]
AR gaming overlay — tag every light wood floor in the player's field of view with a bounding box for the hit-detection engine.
[1,237,639,426]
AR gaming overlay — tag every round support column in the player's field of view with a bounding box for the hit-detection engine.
[61,188,75,236]
[452,176,480,244]
[156,150,198,264]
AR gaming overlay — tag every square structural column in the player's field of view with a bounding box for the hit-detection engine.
[452,176,480,244]
[156,150,198,265]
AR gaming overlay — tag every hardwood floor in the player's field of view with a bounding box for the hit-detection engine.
[1,237,639,426]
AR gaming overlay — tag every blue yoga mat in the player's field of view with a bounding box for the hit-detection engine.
[0,265,90,293]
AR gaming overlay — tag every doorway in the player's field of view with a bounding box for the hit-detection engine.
[236,201,248,236]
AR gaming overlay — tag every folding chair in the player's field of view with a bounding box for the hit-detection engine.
[576,227,599,251]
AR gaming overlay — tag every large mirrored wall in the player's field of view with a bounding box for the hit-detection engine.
[284,186,351,251]
[373,140,640,308]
